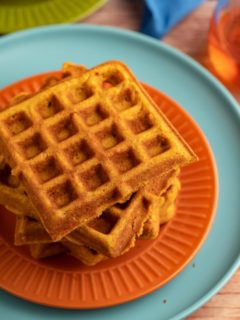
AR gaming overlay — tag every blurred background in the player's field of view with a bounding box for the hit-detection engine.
[1,0,240,97]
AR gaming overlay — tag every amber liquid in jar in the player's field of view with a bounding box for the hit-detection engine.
[208,9,240,84]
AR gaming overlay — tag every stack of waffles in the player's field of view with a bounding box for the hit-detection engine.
[0,61,197,265]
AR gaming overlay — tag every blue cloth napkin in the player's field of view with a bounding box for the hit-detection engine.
[140,0,205,39]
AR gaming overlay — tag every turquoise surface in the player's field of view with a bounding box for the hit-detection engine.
[0,25,239,320]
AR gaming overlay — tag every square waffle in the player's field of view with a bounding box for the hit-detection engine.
[66,191,151,258]
[15,215,105,265]
[0,61,197,240]
[0,151,175,257]
[12,171,180,263]
[66,170,179,257]
[140,175,181,240]
[10,165,176,257]
[2,152,149,256]
[13,171,180,264]
[0,161,37,217]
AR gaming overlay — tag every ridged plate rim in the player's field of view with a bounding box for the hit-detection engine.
[0,71,218,308]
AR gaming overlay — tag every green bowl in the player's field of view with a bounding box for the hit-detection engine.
[0,0,108,33]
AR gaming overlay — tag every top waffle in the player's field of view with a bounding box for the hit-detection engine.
[0,61,197,240]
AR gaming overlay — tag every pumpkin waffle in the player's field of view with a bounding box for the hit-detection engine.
[159,178,181,224]
[13,170,180,262]
[15,215,52,245]
[15,215,105,265]
[65,173,180,264]
[0,61,197,240]
[30,242,105,265]
[66,193,150,258]
[9,62,87,106]
[0,151,177,257]
[0,162,37,217]
[11,166,176,257]
[13,171,180,263]
[30,243,66,259]
[66,170,178,257]
[41,62,87,90]
[140,175,181,240]
[62,241,105,266]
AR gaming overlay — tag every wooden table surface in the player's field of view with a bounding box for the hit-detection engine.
[82,1,240,319]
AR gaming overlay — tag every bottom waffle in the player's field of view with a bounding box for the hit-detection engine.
[66,172,180,256]
[140,175,181,240]
[0,65,157,257]
[29,242,104,266]
[15,215,105,266]
[30,243,66,260]
[1,143,179,257]
[13,171,180,265]
[1,155,180,262]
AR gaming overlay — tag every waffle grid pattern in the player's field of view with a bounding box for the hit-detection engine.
[0,62,195,240]
[0,152,178,259]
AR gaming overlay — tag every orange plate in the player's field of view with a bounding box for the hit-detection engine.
[0,72,218,309]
